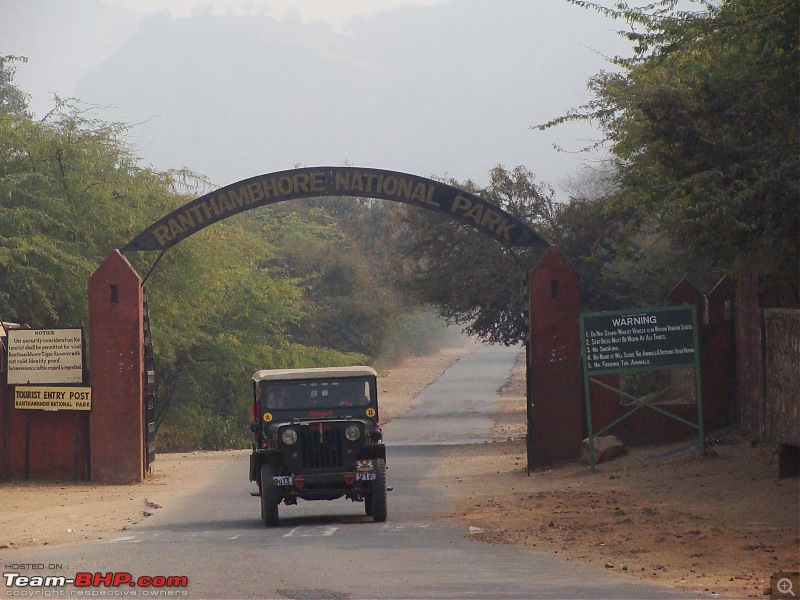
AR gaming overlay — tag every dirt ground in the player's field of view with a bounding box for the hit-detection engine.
[438,352,800,599]
[2,339,798,599]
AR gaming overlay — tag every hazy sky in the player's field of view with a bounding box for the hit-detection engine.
[3,0,630,195]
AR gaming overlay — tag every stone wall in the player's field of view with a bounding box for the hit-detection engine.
[762,309,800,445]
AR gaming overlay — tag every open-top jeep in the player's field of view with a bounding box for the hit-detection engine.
[249,366,387,526]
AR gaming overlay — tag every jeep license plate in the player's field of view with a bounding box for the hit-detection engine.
[273,475,294,485]
[356,472,376,481]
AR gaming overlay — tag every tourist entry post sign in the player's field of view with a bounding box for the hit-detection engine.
[6,328,91,410]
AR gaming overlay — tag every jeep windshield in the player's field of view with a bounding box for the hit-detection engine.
[260,378,372,410]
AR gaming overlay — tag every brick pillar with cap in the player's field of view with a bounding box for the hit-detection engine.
[527,246,583,467]
[88,250,144,483]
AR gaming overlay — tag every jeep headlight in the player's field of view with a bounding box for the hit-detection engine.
[344,424,361,441]
[281,428,298,445]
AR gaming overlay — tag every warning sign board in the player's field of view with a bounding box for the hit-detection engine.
[581,306,697,374]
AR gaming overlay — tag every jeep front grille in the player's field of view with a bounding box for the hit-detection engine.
[299,425,343,470]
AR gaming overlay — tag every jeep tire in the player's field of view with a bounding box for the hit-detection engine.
[370,458,388,522]
[260,463,279,527]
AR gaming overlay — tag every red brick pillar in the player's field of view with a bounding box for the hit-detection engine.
[527,246,582,467]
[88,250,144,483]
[666,278,704,315]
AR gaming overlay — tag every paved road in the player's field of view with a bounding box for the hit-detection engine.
[3,344,700,599]
[384,343,519,446]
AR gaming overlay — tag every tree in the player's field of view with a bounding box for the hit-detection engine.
[0,69,449,450]
[256,206,401,358]
[393,166,554,345]
[540,0,800,302]
[0,54,29,116]
[0,88,319,449]
[553,162,724,310]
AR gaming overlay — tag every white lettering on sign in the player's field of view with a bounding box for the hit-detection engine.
[611,315,658,327]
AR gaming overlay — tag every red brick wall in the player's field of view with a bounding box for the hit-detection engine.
[2,372,89,481]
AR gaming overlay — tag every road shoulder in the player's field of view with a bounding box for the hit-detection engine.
[436,352,800,599]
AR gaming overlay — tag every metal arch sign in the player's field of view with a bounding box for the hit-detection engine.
[123,166,549,251]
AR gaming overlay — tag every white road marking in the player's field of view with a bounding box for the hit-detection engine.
[379,523,430,535]
[283,526,338,538]
[104,535,143,543]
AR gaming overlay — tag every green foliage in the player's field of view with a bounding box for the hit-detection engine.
[257,200,407,358]
[0,55,29,116]
[1,63,419,451]
[393,166,553,345]
[542,0,800,301]
[551,191,724,310]
[0,95,179,326]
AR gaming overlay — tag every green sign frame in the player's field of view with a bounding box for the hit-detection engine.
[580,305,705,469]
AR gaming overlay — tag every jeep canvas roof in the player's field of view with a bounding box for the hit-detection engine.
[252,366,378,382]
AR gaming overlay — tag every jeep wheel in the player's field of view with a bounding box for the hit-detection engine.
[260,463,279,527]
[370,458,387,522]
[364,493,373,516]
